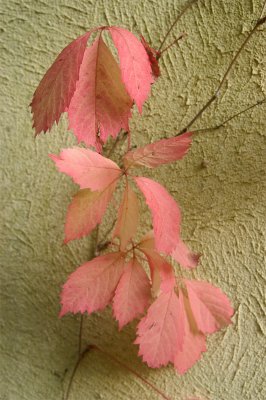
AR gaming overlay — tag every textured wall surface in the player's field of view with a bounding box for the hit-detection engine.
[1,1,266,399]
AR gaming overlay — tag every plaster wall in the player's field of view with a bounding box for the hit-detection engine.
[1,1,266,399]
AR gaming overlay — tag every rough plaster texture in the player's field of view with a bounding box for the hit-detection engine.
[1,0,266,399]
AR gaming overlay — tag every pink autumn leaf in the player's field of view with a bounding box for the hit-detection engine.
[124,132,192,169]
[135,177,199,268]
[171,240,200,269]
[109,27,153,113]
[60,252,125,316]
[68,36,133,150]
[64,183,117,243]
[31,31,91,134]
[134,177,181,254]
[174,289,206,374]
[49,147,121,191]
[113,257,151,329]
[113,183,139,251]
[138,244,176,295]
[135,290,185,368]
[185,280,234,334]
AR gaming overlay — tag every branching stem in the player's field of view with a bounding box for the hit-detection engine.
[176,9,266,136]
[192,98,266,133]
[158,0,199,53]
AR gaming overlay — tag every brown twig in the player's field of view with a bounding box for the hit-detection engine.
[89,345,173,400]
[158,0,199,53]
[176,9,266,136]
[159,32,187,56]
[63,346,93,400]
[78,315,84,355]
[191,98,266,133]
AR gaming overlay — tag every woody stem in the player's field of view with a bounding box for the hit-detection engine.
[176,9,266,136]
[158,0,199,53]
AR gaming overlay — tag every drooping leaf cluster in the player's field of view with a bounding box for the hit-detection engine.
[31,25,233,373]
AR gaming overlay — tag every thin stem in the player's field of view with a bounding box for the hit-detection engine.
[63,346,93,400]
[105,131,128,159]
[159,32,187,56]
[176,9,266,136]
[158,0,199,53]
[192,98,266,133]
[91,345,172,400]
[127,131,131,151]
[78,315,84,355]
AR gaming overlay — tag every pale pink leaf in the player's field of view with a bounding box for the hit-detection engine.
[124,133,192,169]
[139,247,175,295]
[171,240,200,269]
[174,289,206,374]
[135,290,185,368]
[64,183,116,243]
[109,27,153,112]
[134,177,181,254]
[113,183,139,250]
[185,280,234,334]
[113,257,151,329]
[31,31,91,134]
[49,147,121,191]
[60,252,125,316]
[68,36,133,149]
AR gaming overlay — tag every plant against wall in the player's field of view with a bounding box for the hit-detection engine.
[30,1,265,399]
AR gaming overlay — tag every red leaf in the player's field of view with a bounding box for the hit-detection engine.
[109,27,153,113]
[139,246,176,295]
[140,35,161,79]
[68,36,133,149]
[134,177,181,254]
[185,280,234,334]
[113,257,151,329]
[64,184,116,243]
[31,31,91,134]
[49,147,121,191]
[174,289,206,374]
[60,252,125,316]
[135,178,198,268]
[124,132,192,169]
[113,183,139,250]
[135,290,185,368]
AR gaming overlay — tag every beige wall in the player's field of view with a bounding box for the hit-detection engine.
[1,1,265,399]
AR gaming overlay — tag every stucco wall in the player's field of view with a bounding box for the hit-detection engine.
[1,1,265,399]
